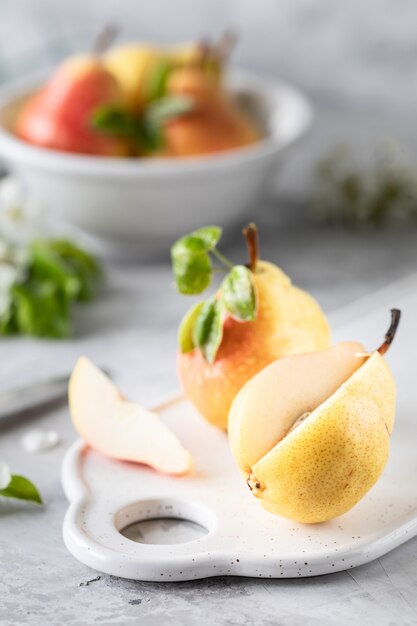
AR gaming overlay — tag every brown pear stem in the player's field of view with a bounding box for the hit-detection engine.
[242,223,259,272]
[92,23,119,56]
[213,30,238,63]
[377,309,401,355]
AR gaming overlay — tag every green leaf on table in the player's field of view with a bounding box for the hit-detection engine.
[178,301,205,353]
[0,474,42,504]
[12,281,71,338]
[221,265,257,322]
[48,239,101,301]
[30,241,81,299]
[193,297,225,363]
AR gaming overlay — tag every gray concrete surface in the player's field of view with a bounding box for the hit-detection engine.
[1,194,417,625]
[2,2,417,623]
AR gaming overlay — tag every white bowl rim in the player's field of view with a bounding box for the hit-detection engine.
[0,69,313,178]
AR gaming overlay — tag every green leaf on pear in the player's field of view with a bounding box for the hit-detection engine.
[91,106,140,137]
[193,297,225,364]
[172,251,212,295]
[143,59,173,102]
[171,226,222,256]
[178,301,205,352]
[145,95,194,126]
[191,226,222,250]
[221,265,257,322]
[171,226,222,295]
[0,475,42,504]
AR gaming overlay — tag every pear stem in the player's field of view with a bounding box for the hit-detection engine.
[243,223,259,272]
[92,23,119,56]
[377,309,401,355]
[213,31,238,63]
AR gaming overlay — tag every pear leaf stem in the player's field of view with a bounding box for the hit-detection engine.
[211,248,234,270]
[377,308,401,355]
[242,223,259,272]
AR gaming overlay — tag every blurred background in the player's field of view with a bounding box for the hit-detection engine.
[3,0,417,198]
[0,0,416,350]
[1,0,417,382]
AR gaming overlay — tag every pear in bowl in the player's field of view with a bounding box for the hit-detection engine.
[228,310,400,523]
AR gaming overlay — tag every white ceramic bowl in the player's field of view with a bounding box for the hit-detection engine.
[0,71,312,258]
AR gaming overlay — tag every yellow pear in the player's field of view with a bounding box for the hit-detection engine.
[104,43,163,109]
[69,357,192,475]
[228,310,400,523]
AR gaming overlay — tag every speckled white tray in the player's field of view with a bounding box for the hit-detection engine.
[62,273,417,581]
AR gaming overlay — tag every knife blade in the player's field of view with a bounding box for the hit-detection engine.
[0,376,69,420]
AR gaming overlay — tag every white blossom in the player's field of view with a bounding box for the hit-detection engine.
[0,176,45,246]
[0,462,11,490]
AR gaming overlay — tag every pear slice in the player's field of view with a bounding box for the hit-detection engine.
[228,310,400,523]
[69,357,192,475]
[228,341,367,471]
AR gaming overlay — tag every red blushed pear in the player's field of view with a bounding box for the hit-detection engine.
[161,67,260,157]
[173,224,331,430]
[16,55,128,156]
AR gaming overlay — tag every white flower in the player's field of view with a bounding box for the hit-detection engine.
[0,242,29,318]
[0,461,11,490]
[0,176,45,246]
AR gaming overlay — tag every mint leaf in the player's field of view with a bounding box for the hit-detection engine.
[221,265,257,322]
[194,298,224,363]
[0,474,42,504]
[178,301,205,353]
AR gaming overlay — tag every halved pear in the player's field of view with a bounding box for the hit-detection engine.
[228,310,400,523]
[69,357,192,475]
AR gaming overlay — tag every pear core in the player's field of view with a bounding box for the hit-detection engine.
[229,341,367,472]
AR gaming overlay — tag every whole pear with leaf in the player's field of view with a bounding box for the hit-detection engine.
[171,224,330,429]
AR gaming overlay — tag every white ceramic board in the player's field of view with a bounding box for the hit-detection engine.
[62,273,417,581]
